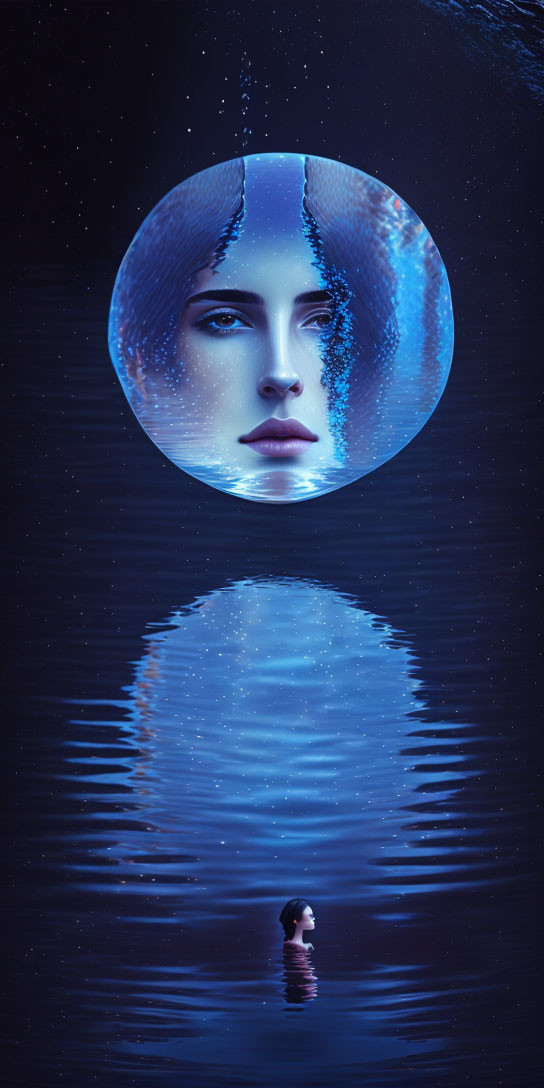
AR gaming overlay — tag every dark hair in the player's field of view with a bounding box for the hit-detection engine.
[110,157,245,399]
[279,898,310,941]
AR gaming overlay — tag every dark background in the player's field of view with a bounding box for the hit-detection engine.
[4,2,543,1085]
[6,0,542,672]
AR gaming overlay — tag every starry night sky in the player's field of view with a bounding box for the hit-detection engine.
[6,1,542,273]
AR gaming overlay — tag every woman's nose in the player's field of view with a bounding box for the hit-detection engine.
[257,318,304,400]
[257,372,304,399]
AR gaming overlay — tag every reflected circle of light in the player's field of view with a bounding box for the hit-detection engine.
[78,577,469,916]
[108,153,454,503]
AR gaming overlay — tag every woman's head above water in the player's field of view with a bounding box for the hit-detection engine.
[279,898,316,945]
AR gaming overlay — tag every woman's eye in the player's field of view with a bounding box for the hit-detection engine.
[302,312,333,331]
[195,311,252,333]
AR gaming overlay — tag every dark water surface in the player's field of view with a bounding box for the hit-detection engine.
[5,253,540,1087]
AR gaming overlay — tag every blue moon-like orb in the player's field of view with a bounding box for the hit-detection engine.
[108,153,454,503]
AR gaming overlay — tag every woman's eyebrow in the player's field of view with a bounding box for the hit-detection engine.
[186,289,263,305]
[186,289,333,306]
[293,290,332,305]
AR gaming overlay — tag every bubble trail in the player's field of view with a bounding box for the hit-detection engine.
[240,48,251,152]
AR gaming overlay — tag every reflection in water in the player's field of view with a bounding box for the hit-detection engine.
[75,577,474,908]
[283,943,318,1006]
[58,577,492,1085]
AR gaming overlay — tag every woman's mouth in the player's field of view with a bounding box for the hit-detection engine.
[239,417,319,458]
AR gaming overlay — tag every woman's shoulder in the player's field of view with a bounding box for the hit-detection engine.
[284,940,314,952]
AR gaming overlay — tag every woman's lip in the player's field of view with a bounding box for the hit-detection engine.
[243,437,315,458]
[239,417,319,444]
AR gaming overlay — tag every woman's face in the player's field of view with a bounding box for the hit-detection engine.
[299,905,315,931]
[176,239,337,474]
